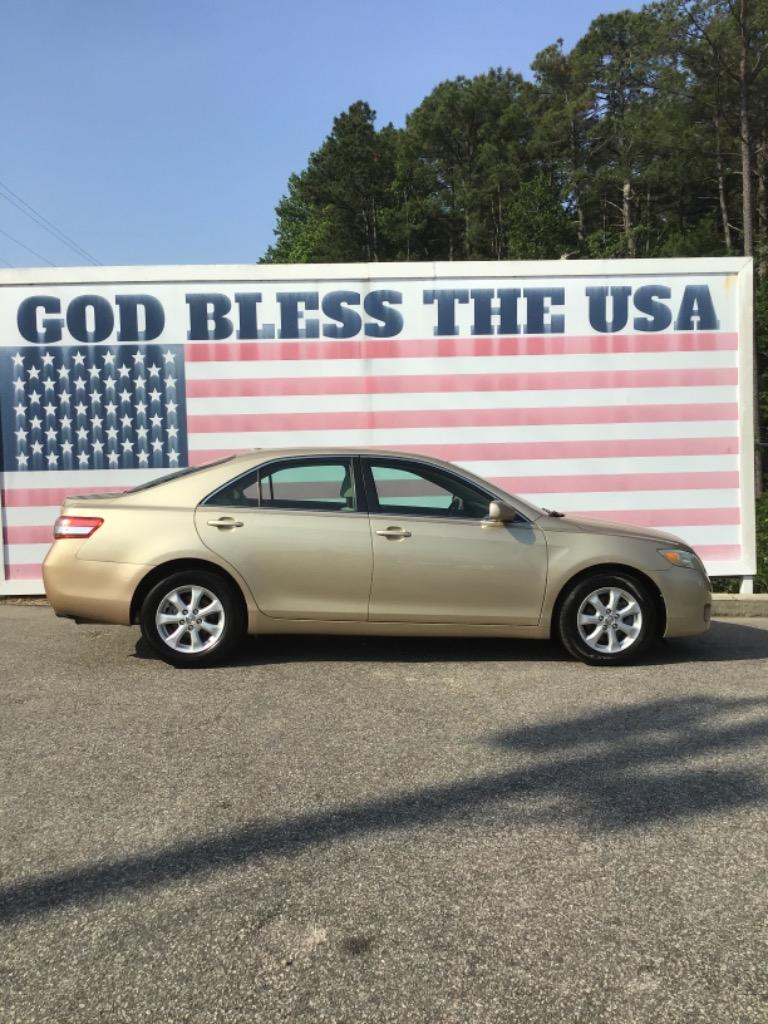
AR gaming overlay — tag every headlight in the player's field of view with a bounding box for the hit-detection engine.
[659,548,698,569]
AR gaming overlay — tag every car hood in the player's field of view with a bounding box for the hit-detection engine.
[537,513,688,547]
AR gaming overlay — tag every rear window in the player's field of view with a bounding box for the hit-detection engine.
[126,455,237,494]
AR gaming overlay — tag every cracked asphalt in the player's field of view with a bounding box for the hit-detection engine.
[1,606,767,1023]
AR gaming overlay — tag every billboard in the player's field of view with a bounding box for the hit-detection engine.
[0,257,756,594]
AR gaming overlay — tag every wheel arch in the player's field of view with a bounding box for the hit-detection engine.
[130,558,250,626]
[550,563,667,639]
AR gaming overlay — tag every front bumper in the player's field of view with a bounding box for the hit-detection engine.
[654,567,712,638]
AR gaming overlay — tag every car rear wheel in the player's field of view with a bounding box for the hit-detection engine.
[557,573,657,666]
[140,570,245,667]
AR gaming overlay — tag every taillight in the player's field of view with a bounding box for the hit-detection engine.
[53,516,103,539]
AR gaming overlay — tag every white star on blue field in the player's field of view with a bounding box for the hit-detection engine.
[2,345,188,471]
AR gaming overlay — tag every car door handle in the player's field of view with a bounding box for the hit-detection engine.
[375,527,412,538]
[206,517,244,529]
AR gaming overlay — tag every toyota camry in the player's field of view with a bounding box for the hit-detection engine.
[43,449,712,667]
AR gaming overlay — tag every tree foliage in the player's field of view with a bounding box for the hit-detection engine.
[262,0,768,497]
[263,102,399,264]
[263,1,768,272]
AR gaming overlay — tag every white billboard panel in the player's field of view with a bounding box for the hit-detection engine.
[0,257,755,594]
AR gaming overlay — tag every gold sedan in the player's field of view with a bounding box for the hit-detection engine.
[43,449,712,667]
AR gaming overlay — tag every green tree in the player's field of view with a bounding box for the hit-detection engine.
[530,40,594,248]
[506,175,577,259]
[263,101,399,264]
[397,70,533,260]
[677,0,768,262]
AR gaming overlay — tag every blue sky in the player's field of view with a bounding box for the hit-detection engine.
[2,0,643,268]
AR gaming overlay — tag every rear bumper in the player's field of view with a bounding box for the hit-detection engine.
[43,543,146,626]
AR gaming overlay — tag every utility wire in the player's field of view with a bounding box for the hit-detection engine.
[0,177,100,266]
[0,256,14,267]
[0,226,56,266]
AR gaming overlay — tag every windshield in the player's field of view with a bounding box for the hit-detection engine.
[126,455,237,494]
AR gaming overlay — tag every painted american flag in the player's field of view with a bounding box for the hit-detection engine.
[0,305,745,588]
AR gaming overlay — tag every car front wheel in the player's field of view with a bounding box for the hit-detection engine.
[140,570,245,667]
[557,573,657,666]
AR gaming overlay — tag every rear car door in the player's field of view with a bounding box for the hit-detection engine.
[363,457,548,625]
[194,456,372,620]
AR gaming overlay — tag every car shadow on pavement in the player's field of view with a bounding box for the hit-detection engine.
[137,618,765,667]
[2,693,768,925]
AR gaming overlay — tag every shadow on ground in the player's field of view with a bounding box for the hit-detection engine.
[2,693,767,925]
[133,618,768,667]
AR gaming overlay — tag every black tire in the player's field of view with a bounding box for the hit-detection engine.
[140,570,245,667]
[557,572,657,666]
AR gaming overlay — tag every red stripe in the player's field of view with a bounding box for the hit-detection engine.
[4,525,53,544]
[574,508,741,527]
[494,471,740,494]
[692,545,742,561]
[186,367,737,398]
[185,332,738,362]
[189,449,248,464]
[5,563,42,580]
[187,402,739,434]
[0,486,128,508]
[318,438,741,461]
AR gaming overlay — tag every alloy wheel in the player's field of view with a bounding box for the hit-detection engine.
[576,586,643,654]
[155,585,226,654]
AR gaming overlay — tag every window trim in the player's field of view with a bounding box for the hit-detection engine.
[362,455,517,523]
[201,454,367,514]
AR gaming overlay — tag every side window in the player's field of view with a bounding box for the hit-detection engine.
[367,460,491,519]
[205,468,260,507]
[206,458,357,512]
[260,460,355,512]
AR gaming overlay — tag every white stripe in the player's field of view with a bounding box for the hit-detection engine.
[700,559,743,574]
[3,506,61,526]
[188,422,740,449]
[4,543,50,563]
[186,350,738,380]
[459,455,738,477]
[657,525,741,545]
[507,489,741,511]
[188,385,739,416]
[1,468,169,489]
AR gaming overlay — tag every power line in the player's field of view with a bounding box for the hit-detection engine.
[0,256,13,267]
[0,226,56,266]
[0,177,100,266]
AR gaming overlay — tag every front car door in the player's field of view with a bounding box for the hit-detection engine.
[363,457,548,625]
[195,456,372,620]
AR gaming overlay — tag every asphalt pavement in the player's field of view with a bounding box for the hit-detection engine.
[1,607,767,1024]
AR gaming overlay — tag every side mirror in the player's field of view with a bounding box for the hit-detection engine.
[486,500,517,523]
